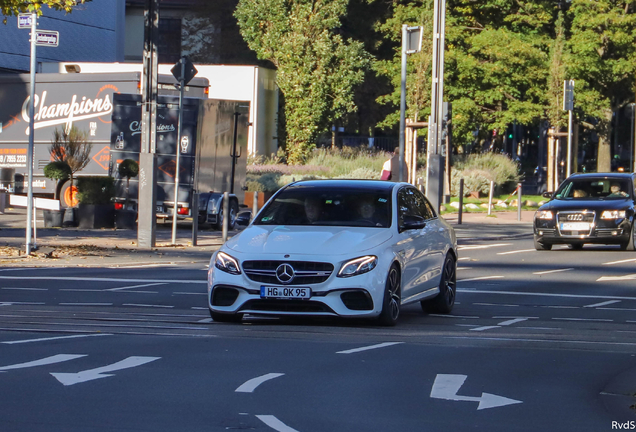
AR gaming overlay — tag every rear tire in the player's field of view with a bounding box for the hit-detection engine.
[534,236,552,251]
[215,200,239,231]
[421,254,456,314]
[210,310,243,323]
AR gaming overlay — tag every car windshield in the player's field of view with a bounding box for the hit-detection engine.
[254,186,392,228]
[554,178,632,200]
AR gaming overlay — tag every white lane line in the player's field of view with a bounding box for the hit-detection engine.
[0,276,205,284]
[60,289,103,292]
[458,257,471,261]
[197,318,213,323]
[497,249,536,255]
[428,314,480,319]
[123,304,174,308]
[0,302,46,306]
[473,303,519,307]
[533,268,574,275]
[60,303,113,306]
[458,243,512,251]
[0,354,86,372]
[3,334,111,345]
[602,258,636,265]
[458,289,636,302]
[449,336,636,348]
[108,283,168,291]
[191,307,208,310]
[553,317,613,322]
[337,342,403,354]
[235,373,284,393]
[106,263,178,269]
[470,317,529,332]
[458,276,504,283]
[542,305,579,309]
[584,300,621,308]
[0,268,38,272]
[1,287,48,291]
[597,274,636,282]
[172,292,206,296]
[256,415,299,432]
[599,307,636,312]
[457,267,471,270]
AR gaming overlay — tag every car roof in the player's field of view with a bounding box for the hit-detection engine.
[284,179,399,193]
[568,172,635,180]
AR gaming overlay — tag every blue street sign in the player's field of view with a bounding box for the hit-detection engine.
[18,14,32,29]
[34,30,59,47]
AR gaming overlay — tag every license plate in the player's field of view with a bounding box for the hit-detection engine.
[260,286,311,300]
[156,206,163,213]
[561,222,590,231]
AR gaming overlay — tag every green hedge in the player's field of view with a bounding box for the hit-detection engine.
[77,176,115,205]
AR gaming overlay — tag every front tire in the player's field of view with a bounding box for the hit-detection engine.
[620,224,635,251]
[378,264,401,326]
[421,254,456,314]
[534,235,552,250]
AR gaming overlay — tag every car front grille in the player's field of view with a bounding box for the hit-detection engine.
[242,261,334,285]
[556,211,595,236]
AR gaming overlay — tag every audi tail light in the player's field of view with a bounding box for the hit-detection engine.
[177,207,189,215]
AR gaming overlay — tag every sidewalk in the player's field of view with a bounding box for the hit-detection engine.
[0,207,534,267]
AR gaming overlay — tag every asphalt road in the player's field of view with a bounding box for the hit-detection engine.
[0,237,635,431]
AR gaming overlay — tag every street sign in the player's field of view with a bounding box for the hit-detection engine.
[18,13,32,29]
[34,30,59,47]
[405,26,423,54]
[563,80,574,111]
[171,57,197,85]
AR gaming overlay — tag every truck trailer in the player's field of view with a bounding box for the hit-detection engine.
[0,72,208,206]
[109,93,250,229]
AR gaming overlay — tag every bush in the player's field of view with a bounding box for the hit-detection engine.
[77,176,115,205]
[118,159,139,179]
[451,153,520,196]
[43,161,71,181]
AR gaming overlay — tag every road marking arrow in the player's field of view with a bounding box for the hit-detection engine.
[51,356,160,386]
[0,354,86,372]
[430,374,522,410]
[236,373,284,393]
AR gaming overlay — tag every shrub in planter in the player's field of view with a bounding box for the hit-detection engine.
[42,161,71,227]
[76,176,116,229]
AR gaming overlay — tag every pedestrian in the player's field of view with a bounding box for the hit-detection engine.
[380,147,408,182]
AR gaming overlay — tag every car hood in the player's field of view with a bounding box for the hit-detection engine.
[225,225,393,256]
[539,199,633,212]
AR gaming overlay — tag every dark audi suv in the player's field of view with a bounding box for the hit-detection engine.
[534,173,636,251]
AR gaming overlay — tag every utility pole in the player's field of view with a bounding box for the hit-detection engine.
[426,0,446,212]
[398,25,423,182]
[25,12,37,255]
[138,0,159,248]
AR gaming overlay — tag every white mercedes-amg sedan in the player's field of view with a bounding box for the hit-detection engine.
[207,179,457,326]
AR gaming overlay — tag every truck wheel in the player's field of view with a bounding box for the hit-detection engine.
[59,181,79,208]
[215,200,238,231]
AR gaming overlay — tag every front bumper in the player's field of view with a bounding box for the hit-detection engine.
[534,217,631,245]
[208,256,387,318]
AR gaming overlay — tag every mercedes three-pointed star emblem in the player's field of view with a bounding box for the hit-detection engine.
[275,263,295,284]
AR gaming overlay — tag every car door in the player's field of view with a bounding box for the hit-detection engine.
[395,187,439,303]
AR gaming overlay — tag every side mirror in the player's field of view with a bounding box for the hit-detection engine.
[542,191,553,199]
[400,214,426,232]
[235,211,251,226]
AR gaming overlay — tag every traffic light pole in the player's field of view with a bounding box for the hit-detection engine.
[25,12,37,255]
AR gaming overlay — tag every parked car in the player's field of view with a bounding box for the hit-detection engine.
[534,173,636,250]
[207,179,458,326]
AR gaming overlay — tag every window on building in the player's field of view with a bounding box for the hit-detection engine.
[158,18,181,64]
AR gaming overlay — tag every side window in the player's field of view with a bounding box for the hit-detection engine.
[398,187,427,228]
[411,188,436,220]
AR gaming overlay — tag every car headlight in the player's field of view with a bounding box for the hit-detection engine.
[601,210,626,219]
[338,256,377,278]
[535,210,553,220]
[214,251,241,275]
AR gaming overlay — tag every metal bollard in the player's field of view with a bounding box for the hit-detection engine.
[191,193,198,246]
[458,178,464,225]
[488,181,494,216]
[222,191,229,243]
[252,191,259,221]
[517,183,522,221]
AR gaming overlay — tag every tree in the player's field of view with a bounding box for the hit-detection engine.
[1,0,91,23]
[118,159,139,209]
[49,126,93,207]
[567,0,636,172]
[235,0,370,164]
